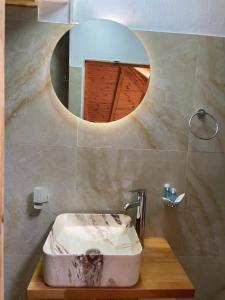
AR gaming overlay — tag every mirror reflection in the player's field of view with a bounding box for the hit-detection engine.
[51,19,150,123]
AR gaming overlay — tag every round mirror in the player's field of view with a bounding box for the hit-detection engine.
[50,19,150,123]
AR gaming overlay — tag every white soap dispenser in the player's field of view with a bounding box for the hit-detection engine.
[33,186,48,210]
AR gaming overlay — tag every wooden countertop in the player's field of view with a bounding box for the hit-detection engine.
[27,237,195,299]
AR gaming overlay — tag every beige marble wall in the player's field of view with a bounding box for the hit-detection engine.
[0,0,4,299]
[4,6,225,300]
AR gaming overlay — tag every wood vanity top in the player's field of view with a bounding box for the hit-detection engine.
[27,237,195,299]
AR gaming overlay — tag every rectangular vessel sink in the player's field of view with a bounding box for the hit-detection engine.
[43,213,142,287]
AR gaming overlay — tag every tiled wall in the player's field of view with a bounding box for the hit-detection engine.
[5,6,225,300]
[0,0,4,299]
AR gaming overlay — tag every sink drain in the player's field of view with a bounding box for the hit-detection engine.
[85,248,101,255]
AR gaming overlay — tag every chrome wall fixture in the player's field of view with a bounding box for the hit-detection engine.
[189,109,219,140]
[123,189,146,247]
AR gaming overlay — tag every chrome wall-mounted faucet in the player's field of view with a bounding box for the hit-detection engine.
[123,189,146,247]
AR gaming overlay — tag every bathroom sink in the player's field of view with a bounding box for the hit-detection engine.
[43,213,142,287]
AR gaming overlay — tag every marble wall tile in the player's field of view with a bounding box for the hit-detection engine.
[5,280,27,300]
[181,152,225,257]
[5,18,77,147]
[77,32,198,151]
[5,6,37,22]
[5,6,225,300]
[6,84,78,147]
[76,147,187,254]
[178,256,225,300]
[189,36,225,153]
[5,19,66,118]
[4,142,77,255]
[4,255,40,300]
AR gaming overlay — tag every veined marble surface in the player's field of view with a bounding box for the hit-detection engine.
[4,5,225,300]
[43,214,142,287]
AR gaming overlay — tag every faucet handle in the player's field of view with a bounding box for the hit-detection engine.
[129,189,146,195]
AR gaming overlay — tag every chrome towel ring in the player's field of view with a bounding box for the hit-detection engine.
[189,109,219,140]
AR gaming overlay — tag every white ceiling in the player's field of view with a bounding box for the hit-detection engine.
[38,0,225,37]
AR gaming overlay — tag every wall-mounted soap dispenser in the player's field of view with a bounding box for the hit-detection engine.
[33,186,48,210]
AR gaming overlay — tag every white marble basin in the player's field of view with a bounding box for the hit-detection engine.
[43,213,142,287]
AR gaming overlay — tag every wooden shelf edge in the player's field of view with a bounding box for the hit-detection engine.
[27,237,195,299]
[27,289,195,300]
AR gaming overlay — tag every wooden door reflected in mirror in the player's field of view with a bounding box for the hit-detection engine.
[50,19,151,123]
[84,61,150,122]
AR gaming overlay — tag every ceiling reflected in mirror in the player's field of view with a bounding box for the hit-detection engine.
[51,19,150,123]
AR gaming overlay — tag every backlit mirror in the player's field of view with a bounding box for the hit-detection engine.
[50,19,150,123]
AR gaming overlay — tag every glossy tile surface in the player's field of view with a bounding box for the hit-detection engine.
[189,36,225,153]
[5,5,225,300]
[77,32,198,150]
[182,152,225,257]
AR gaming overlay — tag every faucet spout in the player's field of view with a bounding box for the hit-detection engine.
[123,201,140,211]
